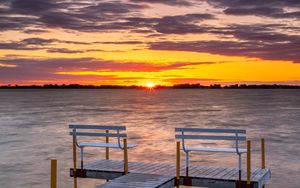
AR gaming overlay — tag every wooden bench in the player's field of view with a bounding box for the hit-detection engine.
[175,127,247,180]
[69,124,137,171]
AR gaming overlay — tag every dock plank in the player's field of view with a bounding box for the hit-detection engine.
[96,173,174,188]
[71,159,271,188]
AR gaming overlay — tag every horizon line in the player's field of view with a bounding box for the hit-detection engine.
[1,83,300,89]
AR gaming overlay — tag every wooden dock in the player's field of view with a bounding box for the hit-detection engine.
[95,173,174,188]
[70,159,271,188]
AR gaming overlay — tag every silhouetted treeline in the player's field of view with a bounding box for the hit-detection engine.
[0,84,300,89]
[172,84,222,89]
[0,84,145,89]
[172,84,300,89]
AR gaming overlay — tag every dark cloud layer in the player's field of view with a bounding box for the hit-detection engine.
[0,57,213,83]
[0,0,216,33]
[1,0,300,67]
[0,37,90,51]
[150,39,300,63]
[129,0,192,6]
[207,0,300,8]
[224,7,300,19]
[150,23,300,63]
[0,0,149,32]
[207,0,300,18]
[154,14,214,34]
[0,57,211,72]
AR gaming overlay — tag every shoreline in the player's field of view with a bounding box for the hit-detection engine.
[1,84,300,89]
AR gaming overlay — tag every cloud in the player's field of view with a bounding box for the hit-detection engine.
[154,14,215,34]
[0,57,214,73]
[120,13,215,35]
[10,0,59,13]
[23,28,48,34]
[1,0,300,67]
[149,23,300,63]
[165,78,220,84]
[1,0,299,35]
[0,0,149,32]
[0,57,214,84]
[0,37,144,53]
[150,39,300,63]
[0,0,217,34]
[0,63,16,68]
[46,48,85,54]
[129,0,192,6]
[229,24,300,42]
[0,37,91,51]
[207,0,300,18]
[224,7,300,19]
[224,7,283,17]
[0,16,39,31]
[0,0,214,34]
[96,41,144,45]
[207,0,300,8]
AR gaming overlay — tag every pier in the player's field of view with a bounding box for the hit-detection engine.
[70,159,270,188]
[63,125,271,188]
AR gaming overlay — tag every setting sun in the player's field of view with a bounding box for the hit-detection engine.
[144,82,156,89]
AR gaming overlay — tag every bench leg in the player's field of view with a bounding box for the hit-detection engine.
[238,153,242,188]
[238,153,241,181]
[80,147,84,170]
[186,152,189,176]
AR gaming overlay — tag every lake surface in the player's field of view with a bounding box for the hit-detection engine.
[0,89,299,188]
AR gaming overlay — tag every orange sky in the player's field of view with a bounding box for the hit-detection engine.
[1,0,300,86]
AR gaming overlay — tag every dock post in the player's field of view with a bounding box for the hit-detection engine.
[72,129,77,188]
[247,140,251,188]
[176,141,180,188]
[105,130,110,182]
[261,138,265,169]
[106,130,109,160]
[261,138,266,188]
[50,159,57,188]
[123,138,128,174]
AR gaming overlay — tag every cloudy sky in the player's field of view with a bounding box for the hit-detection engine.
[1,0,300,86]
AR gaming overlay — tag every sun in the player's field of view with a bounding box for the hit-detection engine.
[144,82,156,89]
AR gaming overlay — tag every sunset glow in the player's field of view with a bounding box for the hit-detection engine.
[0,0,300,85]
[144,82,156,89]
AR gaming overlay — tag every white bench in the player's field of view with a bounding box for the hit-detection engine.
[175,127,246,179]
[69,124,137,170]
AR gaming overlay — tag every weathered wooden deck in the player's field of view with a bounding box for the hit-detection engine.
[70,160,271,188]
[95,173,174,188]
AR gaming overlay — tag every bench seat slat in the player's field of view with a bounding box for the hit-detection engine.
[176,134,246,141]
[70,132,127,137]
[69,124,126,130]
[78,142,137,148]
[175,128,246,134]
[184,147,247,153]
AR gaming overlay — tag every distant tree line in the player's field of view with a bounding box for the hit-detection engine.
[1,83,300,89]
[172,84,300,89]
[0,84,144,89]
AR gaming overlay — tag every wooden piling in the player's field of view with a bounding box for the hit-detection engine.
[106,130,109,160]
[247,140,251,187]
[123,138,128,174]
[176,141,180,188]
[50,159,57,188]
[261,138,266,188]
[72,129,77,188]
[261,138,265,169]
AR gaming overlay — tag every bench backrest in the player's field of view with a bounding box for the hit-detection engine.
[175,127,246,152]
[69,124,127,138]
[69,124,128,148]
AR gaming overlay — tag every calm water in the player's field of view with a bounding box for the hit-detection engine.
[0,89,299,188]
